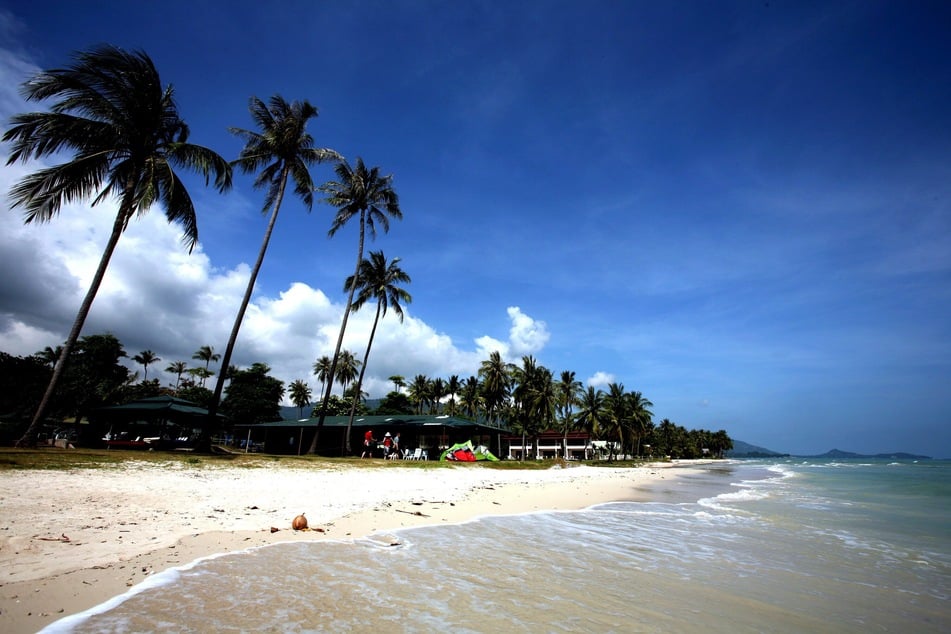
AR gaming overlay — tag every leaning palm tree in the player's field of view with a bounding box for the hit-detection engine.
[208,95,339,435]
[165,361,188,390]
[132,350,160,382]
[4,45,232,446]
[342,251,411,453]
[311,158,402,452]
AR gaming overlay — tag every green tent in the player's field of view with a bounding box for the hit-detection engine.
[439,440,499,462]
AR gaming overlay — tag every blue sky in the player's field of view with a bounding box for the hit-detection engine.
[1,1,948,456]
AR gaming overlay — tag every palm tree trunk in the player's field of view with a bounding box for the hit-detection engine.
[17,208,129,447]
[205,167,289,446]
[310,210,366,454]
[343,300,382,455]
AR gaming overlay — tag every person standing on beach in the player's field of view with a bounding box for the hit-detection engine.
[361,429,376,458]
[392,432,401,458]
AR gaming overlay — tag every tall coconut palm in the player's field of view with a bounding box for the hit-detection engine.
[312,355,332,400]
[334,350,361,402]
[132,350,160,382]
[341,251,411,453]
[460,376,481,418]
[312,158,402,451]
[626,390,654,457]
[209,95,339,435]
[445,375,461,416]
[478,351,511,426]
[408,374,430,415]
[556,370,583,457]
[288,379,312,419]
[602,382,630,460]
[165,361,188,390]
[4,45,232,446]
[430,377,446,414]
[576,386,606,457]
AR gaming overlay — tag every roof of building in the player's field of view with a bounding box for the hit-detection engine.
[233,414,504,431]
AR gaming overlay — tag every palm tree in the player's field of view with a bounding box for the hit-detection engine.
[192,345,220,374]
[36,346,63,369]
[408,374,430,414]
[478,351,511,426]
[312,355,332,399]
[288,379,312,419]
[576,386,606,458]
[460,376,481,418]
[4,46,231,446]
[602,382,630,460]
[556,370,583,457]
[209,95,339,436]
[312,158,402,451]
[342,251,411,453]
[132,350,160,382]
[388,375,406,393]
[445,375,461,416]
[430,377,446,414]
[165,361,188,390]
[335,350,360,398]
[626,390,654,457]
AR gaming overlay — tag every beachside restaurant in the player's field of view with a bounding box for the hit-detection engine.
[503,430,594,460]
[232,414,506,458]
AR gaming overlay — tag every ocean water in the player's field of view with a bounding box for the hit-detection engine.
[45,460,950,633]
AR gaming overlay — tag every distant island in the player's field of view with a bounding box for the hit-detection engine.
[726,441,932,460]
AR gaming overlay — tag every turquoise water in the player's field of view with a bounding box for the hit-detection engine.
[45,460,950,633]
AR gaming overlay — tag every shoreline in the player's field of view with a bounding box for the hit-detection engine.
[0,460,702,633]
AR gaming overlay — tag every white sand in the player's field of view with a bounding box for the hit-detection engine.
[0,459,691,633]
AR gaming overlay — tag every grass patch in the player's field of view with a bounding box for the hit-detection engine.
[0,447,650,471]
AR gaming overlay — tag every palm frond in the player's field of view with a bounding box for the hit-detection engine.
[9,157,110,221]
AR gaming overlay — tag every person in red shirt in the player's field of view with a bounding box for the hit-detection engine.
[361,429,376,458]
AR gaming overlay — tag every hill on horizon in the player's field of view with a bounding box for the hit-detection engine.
[725,440,788,458]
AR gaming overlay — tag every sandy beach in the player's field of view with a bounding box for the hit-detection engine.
[0,459,689,633]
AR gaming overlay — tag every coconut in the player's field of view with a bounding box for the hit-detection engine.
[292,513,308,530]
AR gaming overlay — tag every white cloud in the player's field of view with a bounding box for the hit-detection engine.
[506,305,550,355]
[587,371,615,388]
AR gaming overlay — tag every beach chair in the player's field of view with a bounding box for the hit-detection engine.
[408,448,422,461]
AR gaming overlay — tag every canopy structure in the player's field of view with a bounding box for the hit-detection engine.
[90,396,224,449]
[234,414,504,457]
[93,396,221,419]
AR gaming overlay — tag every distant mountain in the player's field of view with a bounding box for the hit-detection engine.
[805,448,933,460]
[726,440,789,458]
